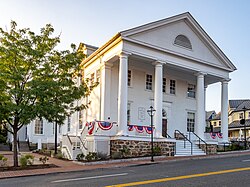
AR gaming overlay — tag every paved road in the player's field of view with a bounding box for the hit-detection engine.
[1,154,250,187]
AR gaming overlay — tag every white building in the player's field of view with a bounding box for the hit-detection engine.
[14,12,236,158]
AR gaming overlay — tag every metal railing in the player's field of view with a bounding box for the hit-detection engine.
[175,130,193,155]
[191,131,207,154]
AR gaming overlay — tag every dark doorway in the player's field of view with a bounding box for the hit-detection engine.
[162,119,167,137]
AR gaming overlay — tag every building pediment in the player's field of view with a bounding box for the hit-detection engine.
[120,12,236,72]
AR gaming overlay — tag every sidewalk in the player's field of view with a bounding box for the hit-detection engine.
[1,150,250,180]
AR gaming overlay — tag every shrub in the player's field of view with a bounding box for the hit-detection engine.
[25,154,34,165]
[97,152,108,160]
[85,152,98,162]
[20,154,34,167]
[0,154,8,167]
[39,156,49,165]
[111,152,122,159]
[19,156,28,168]
[120,145,129,158]
[0,134,7,143]
[76,153,85,161]
[153,146,161,156]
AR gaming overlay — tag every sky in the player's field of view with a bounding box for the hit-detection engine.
[1,0,249,113]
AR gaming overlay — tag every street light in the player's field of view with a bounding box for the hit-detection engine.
[147,106,156,162]
[240,106,247,150]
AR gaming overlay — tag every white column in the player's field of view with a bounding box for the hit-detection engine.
[117,52,129,136]
[196,72,206,139]
[100,63,112,121]
[154,61,163,138]
[221,79,230,142]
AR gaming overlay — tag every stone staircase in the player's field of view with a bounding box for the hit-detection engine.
[175,140,206,156]
[18,141,30,152]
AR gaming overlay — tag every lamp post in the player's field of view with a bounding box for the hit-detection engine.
[147,106,156,162]
[240,106,247,150]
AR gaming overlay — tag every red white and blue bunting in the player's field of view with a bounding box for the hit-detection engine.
[86,121,95,135]
[97,121,113,130]
[217,132,223,138]
[210,132,223,139]
[128,125,153,134]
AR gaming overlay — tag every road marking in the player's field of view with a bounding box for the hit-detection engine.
[106,167,250,187]
[51,173,128,183]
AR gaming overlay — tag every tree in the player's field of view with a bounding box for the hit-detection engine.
[0,21,92,167]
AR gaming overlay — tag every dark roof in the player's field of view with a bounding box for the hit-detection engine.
[229,119,250,129]
[229,99,250,109]
[206,111,216,120]
[235,100,250,112]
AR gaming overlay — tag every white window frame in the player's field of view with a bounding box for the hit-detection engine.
[67,116,71,132]
[239,113,243,119]
[34,118,43,135]
[187,112,195,132]
[79,110,83,129]
[170,79,176,94]
[187,84,196,98]
[146,74,153,90]
[96,69,100,83]
[162,77,167,93]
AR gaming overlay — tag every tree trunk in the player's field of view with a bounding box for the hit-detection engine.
[54,121,57,155]
[13,127,18,167]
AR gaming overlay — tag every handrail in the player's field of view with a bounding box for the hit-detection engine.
[192,131,207,154]
[66,134,73,145]
[166,132,172,139]
[77,136,88,150]
[175,130,193,155]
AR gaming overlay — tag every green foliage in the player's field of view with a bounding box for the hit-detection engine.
[97,152,108,160]
[0,154,8,167]
[153,146,161,156]
[0,155,8,167]
[25,154,34,165]
[19,154,34,167]
[120,145,129,158]
[0,21,95,167]
[19,156,28,168]
[111,152,122,159]
[0,134,7,143]
[85,152,98,162]
[76,153,85,161]
[39,156,49,165]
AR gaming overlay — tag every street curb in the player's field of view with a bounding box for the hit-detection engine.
[1,150,250,180]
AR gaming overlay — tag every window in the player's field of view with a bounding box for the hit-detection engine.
[174,35,192,49]
[59,125,61,134]
[170,79,176,94]
[187,112,195,132]
[67,116,71,132]
[128,70,132,86]
[79,110,83,129]
[239,113,243,119]
[146,74,152,90]
[162,78,167,93]
[127,103,131,125]
[213,122,216,126]
[187,84,196,98]
[248,112,250,119]
[96,69,100,83]
[90,73,95,86]
[219,121,221,126]
[35,118,43,134]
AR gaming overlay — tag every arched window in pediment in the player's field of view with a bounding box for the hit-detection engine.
[174,35,192,50]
